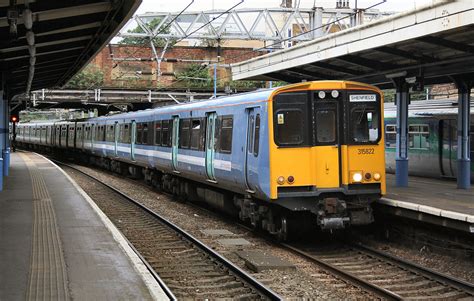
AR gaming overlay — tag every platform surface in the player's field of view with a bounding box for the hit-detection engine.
[383,174,474,223]
[0,152,162,300]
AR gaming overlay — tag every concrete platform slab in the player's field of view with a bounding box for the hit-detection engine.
[201,229,235,236]
[217,238,251,247]
[0,152,168,300]
[236,251,296,272]
[378,174,474,232]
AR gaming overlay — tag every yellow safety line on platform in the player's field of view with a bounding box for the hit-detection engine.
[20,153,69,301]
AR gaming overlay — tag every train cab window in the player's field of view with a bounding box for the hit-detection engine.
[409,124,429,149]
[218,115,233,154]
[254,114,260,156]
[275,110,305,145]
[154,121,162,146]
[179,119,191,149]
[161,120,170,147]
[385,124,396,148]
[350,106,380,144]
[273,92,309,147]
[315,109,336,143]
[190,119,202,150]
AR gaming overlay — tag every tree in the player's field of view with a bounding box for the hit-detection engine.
[65,65,104,89]
[176,64,212,88]
[119,17,174,47]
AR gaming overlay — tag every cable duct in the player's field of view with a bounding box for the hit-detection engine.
[23,8,35,95]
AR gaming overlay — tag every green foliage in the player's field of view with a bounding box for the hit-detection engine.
[119,18,173,47]
[176,64,213,88]
[65,65,104,89]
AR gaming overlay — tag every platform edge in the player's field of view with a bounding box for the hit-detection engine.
[33,153,169,301]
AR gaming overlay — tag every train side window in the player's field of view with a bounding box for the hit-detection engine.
[219,115,233,154]
[190,119,201,150]
[124,124,130,143]
[155,121,162,146]
[161,120,170,147]
[409,124,429,149]
[142,123,149,145]
[385,124,396,148]
[147,122,154,145]
[254,114,260,156]
[180,119,191,149]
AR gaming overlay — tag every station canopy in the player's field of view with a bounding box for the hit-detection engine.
[0,0,141,97]
[231,2,474,89]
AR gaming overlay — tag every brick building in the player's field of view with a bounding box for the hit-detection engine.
[88,45,265,89]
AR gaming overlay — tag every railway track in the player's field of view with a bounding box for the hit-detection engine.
[283,242,474,300]
[57,159,474,300]
[58,162,281,300]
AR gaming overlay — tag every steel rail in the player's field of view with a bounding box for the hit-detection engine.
[279,243,403,301]
[352,243,474,295]
[56,160,282,301]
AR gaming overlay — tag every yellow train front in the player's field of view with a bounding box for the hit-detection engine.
[263,81,386,234]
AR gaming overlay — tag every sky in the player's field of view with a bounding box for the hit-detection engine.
[135,0,436,14]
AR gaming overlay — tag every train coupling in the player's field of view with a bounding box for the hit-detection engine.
[320,217,350,229]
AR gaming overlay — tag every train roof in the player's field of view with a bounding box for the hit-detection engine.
[384,98,474,118]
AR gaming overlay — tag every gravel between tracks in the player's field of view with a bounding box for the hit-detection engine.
[65,164,374,300]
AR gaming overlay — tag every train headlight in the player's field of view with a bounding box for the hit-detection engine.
[318,91,326,99]
[373,173,381,181]
[331,90,339,98]
[277,176,285,185]
[352,172,363,182]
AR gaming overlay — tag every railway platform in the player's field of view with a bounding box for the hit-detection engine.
[375,174,474,233]
[0,151,168,300]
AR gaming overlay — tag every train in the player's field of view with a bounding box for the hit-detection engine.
[15,81,386,239]
[384,99,474,182]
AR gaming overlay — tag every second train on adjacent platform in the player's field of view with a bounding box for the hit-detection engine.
[15,81,386,238]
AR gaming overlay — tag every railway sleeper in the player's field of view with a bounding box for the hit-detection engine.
[397,285,453,297]
[383,280,438,291]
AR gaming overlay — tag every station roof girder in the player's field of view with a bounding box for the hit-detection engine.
[0,0,142,98]
[231,1,474,89]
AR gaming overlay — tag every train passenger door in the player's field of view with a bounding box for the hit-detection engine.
[313,99,340,188]
[171,116,179,171]
[205,112,217,181]
[114,121,119,157]
[439,119,456,178]
[245,108,260,192]
[131,121,136,161]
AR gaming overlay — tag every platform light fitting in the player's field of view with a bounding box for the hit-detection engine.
[385,71,407,79]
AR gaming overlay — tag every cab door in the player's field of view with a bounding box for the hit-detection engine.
[313,100,340,188]
[245,108,261,192]
[171,116,179,171]
[131,121,136,161]
[205,112,217,181]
